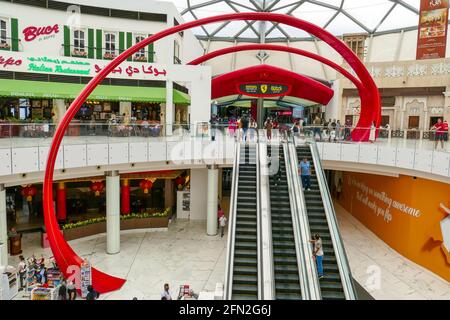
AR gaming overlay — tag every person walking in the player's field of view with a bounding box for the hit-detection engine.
[17,255,27,291]
[431,118,446,149]
[241,115,249,142]
[344,118,352,141]
[219,214,227,238]
[217,205,224,230]
[67,280,77,300]
[58,280,67,300]
[264,118,273,141]
[161,283,172,300]
[86,285,100,300]
[299,157,312,191]
[369,121,376,143]
[249,118,257,141]
[310,234,324,279]
[313,116,322,141]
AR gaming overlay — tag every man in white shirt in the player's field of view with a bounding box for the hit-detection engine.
[161,283,172,300]
[219,215,227,238]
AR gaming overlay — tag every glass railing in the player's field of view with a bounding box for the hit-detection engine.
[0,122,236,148]
[0,122,448,153]
[291,125,450,153]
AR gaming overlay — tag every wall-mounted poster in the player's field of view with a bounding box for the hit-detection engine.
[416,0,449,60]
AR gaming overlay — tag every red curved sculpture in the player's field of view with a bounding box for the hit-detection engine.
[188,44,365,92]
[44,12,380,294]
[211,64,334,105]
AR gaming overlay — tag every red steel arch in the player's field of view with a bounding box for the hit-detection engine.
[188,44,365,92]
[43,12,381,293]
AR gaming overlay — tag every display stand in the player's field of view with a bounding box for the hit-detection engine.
[46,268,62,287]
[80,260,92,299]
[24,264,36,297]
[30,287,57,300]
[176,191,190,219]
[0,266,18,300]
[8,235,22,256]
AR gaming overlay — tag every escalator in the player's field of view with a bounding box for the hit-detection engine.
[296,145,348,300]
[268,145,302,300]
[231,144,259,299]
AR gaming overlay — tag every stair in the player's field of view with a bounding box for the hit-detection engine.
[297,145,346,300]
[269,145,302,300]
[232,144,259,300]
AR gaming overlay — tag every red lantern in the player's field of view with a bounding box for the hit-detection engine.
[139,179,153,194]
[21,185,38,202]
[174,176,185,190]
[90,181,104,196]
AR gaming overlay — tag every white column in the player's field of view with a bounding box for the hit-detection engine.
[52,99,66,123]
[166,80,174,136]
[0,185,7,266]
[106,171,120,254]
[207,165,219,236]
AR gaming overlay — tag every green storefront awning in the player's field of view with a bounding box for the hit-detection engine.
[0,79,190,104]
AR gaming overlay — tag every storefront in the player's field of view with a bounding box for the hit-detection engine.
[5,170,189,234]
[0,78,191,136]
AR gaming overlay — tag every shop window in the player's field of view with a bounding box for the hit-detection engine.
[173,40,181,64]
[134,34,147,62]
[73,29,87,58]
[104,32,117,59]
[0,18,10,50]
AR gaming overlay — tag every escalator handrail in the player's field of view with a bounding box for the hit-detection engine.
[258,140,275,300]
[309,141,357,300]
[283,142,310,299]
[224,140,241,300]
[255,140,263,300]
[286,141,322,300]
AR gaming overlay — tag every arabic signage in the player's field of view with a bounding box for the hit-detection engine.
[0,52,169,80]
[416,0,449,60]
[238,83,291,97]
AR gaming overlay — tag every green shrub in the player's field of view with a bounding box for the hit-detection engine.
[62,208,170,230]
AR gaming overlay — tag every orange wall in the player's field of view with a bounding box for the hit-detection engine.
[338,172,450,282]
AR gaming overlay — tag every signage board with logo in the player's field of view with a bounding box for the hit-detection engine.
[238,82,291,97]
[416,0,449,60]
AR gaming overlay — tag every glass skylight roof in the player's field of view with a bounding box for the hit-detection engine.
[163,0,423,41]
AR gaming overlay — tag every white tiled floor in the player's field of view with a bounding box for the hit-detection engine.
[335,201,450,300]
[9,204,450,300]
[10,220,227,300]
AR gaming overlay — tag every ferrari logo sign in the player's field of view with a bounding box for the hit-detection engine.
[238,83,290,96]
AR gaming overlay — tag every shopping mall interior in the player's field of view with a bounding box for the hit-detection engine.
[0,0,449,301]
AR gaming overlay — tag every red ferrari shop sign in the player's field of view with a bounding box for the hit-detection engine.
[416,0,449,60]
[237,82,291,97]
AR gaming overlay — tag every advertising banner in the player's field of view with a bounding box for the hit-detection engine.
[337,172,450,281]
[416,0,449,60]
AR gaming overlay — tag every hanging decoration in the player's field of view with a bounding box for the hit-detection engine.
[90,181,105,197]
[174,176,185,190]
[21,185,38,202]
[139,179,153,194]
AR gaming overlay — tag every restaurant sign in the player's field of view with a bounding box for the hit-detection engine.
[238,83,291,97]
[0,52,169,80]
[416,0,449,60]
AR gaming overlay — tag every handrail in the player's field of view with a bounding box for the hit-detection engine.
[258,139,275,300]
[283,141,310,299]
[286,140,322,300]
[309,140,357,300]
[223,139,240,300]
[255,140,263,300]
